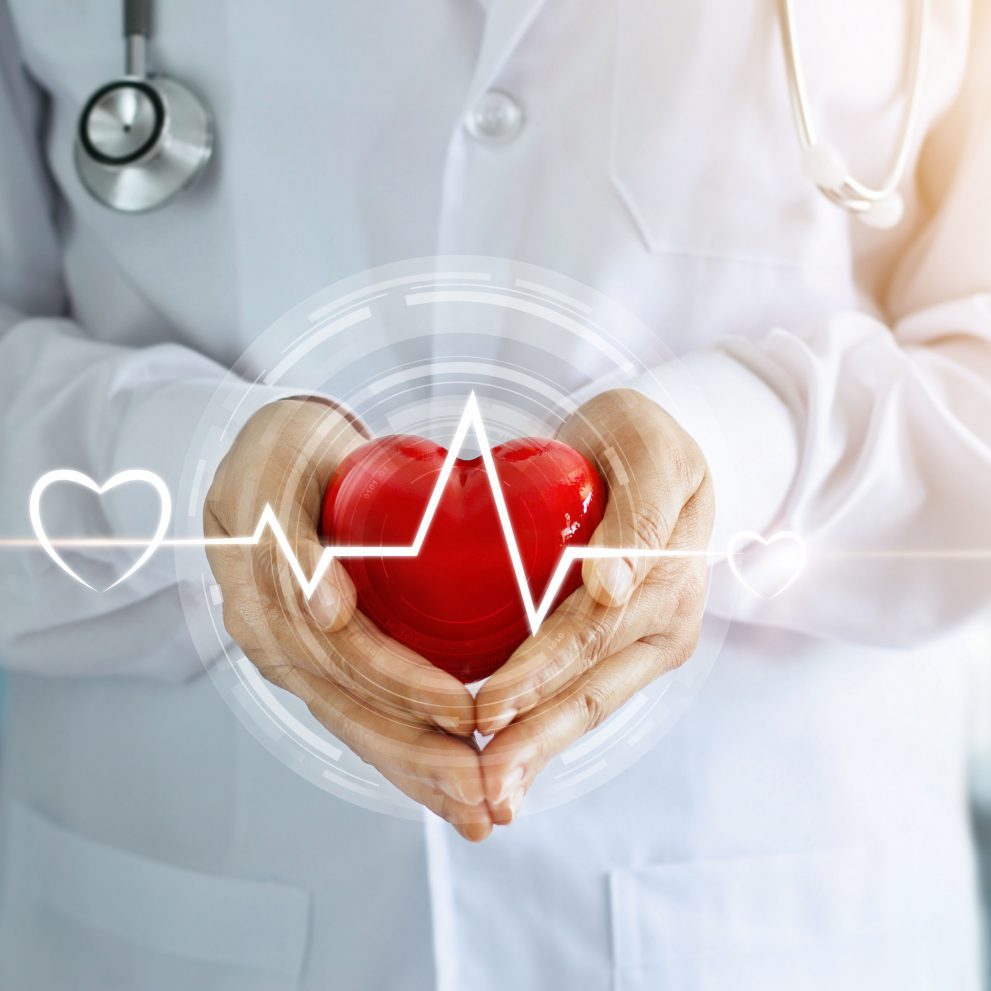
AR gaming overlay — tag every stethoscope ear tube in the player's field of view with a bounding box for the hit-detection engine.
[124,0,152,38]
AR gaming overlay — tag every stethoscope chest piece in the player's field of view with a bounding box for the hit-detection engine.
[74,1,213,213]
[75,75,213,213]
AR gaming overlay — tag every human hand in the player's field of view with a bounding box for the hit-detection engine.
[474,389,714,824]
[204,398,492,840]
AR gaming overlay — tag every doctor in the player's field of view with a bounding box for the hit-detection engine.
[0,1,989,989]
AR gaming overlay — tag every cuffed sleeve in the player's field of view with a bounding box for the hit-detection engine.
[630,3,991,646]
[0,8,295,679]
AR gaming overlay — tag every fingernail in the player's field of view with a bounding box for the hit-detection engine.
[506,786,526,820]
[594,559,633,603]
[455,821,492,843]
[437,777,484,806]
[481,707,516,735]
[309,582,341,628]
[491,783,527,826]
[492,765,524,806]
[433,715,464,735]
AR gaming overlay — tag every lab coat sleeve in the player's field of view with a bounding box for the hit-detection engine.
[630,6,991,647]
[0,10,293,680]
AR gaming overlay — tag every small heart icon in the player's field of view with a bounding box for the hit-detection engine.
[29,469,172,591]
[727,530,806,600]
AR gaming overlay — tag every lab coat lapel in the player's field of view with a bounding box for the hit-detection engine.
[464,0,548,112]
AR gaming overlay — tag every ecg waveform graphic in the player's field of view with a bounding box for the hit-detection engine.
[9,392,991,616]
[13,391,983,617]
[18,393,726,629]
[237,392,723,632]
[17,392,991,612]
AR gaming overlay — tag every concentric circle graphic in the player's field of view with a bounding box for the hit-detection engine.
[175,257,738,818]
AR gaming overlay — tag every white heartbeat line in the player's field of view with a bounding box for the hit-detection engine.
[16,393,711,625]
[13,392,991,610]
[241,392,706,632]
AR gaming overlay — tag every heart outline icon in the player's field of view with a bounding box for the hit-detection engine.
[726,530,807,600]
[29,469,172,591]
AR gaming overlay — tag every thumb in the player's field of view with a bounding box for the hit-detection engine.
[302,550,358,633]
[252,510,357,632]
[582,447,701,607]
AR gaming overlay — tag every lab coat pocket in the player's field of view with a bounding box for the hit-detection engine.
[608,839,982,991]
[609,0,826,264]
[0,801,312,991]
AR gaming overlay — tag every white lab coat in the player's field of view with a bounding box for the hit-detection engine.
[0,0,989,988]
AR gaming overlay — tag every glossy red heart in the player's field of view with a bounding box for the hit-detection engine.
[321,435,606,683]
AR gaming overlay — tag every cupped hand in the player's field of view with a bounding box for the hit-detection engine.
[204,398,492,841]
[474,389,714,824]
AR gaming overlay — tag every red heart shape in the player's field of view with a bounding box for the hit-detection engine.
[321,435,606,683]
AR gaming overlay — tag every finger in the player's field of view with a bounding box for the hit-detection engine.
[475,484,711,733]
[220,397,367,526]
[282,667,492,839]
[248,424,475,732]
[216,523,476,736]
[264,535,474,733]
[582,444,705,607]
[561,399,707,607]
[208,398,367,630]
[203,401,471,728]
[235,545,476,735]
[319,611,477,735]
[474,565,686,734]
[481,605,703,824]
[205,491,355,636]
[248,526,354,632]
[476,501,709,733]
[392,774,493,843]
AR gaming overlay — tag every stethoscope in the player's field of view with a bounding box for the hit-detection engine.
[778,0,930,229]
[76,0,928,227]
[74,0,212,213]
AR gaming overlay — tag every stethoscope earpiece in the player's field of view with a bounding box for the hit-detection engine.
[74,0,213,213]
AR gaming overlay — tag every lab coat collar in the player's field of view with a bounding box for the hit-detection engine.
[464,0,548,112]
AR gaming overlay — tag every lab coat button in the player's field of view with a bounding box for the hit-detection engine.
[465,90,524,143]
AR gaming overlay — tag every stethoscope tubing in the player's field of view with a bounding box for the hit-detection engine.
[778,0,930,212]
